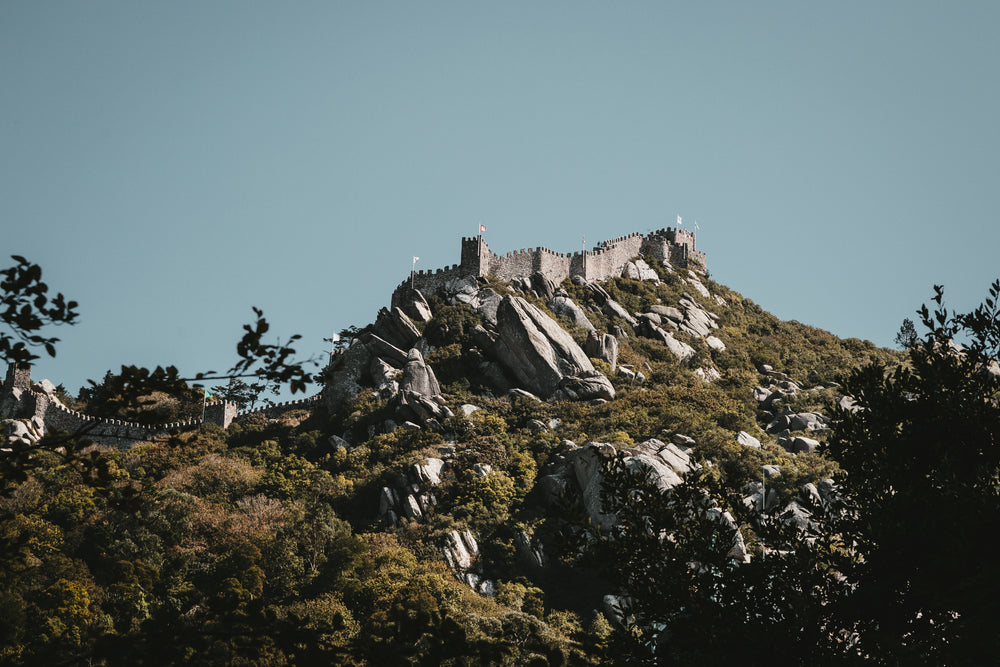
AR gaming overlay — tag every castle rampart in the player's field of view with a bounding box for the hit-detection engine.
[392,228,705,306]
[233,394,321,421]
[2,364,322,449]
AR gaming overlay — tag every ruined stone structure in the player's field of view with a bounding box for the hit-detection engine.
[1,362,320,449]
[391,227,705,306]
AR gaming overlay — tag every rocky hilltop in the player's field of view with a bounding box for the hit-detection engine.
[0,233,907,664]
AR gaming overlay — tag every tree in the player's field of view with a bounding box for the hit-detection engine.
[78,365,204,424]
[210,377,268,410]
[827,281,1000,663]
[1,255,78,365]
[1,258,319,495]
[331,325,363,353]
[893,317,918,349]
[2,256,317,398]
[572,458,852,665]
[225,306,317,395]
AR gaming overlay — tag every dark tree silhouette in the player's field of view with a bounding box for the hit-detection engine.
[1,255,79,365]
[828,281,1000,664]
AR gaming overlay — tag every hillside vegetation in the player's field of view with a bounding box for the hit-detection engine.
[10,256,975,665]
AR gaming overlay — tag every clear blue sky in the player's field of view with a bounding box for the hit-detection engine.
[4,1,999,397]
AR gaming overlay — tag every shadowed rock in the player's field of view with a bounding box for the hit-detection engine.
[530,271,557,301]
[325,341,372,407]
[584,330,618,370]
[587,283,638,327]
[371,306,422,351]
[548,295,595,331]
[364,333,408,367]
[400,348,441,397]
[767,411,829,433]
[554,371,615,402]
[393,287,433,322]
[636,319,696,361]
[477,296,614,401]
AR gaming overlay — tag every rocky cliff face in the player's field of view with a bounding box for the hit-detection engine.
[327,279,621,419]
[472,296,614,402]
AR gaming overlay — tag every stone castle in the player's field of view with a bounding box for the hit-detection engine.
[3,227,705,450]
[391,227,705,304]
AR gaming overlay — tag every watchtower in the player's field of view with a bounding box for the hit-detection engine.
[4,362,31,393]
[459,236,490,277]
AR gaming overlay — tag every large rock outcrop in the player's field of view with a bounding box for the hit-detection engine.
[3,417,44,451]
[584,330,618,371]
[621,258,660,282]
[371,307,422,351]
[586,283,638,327]
[553,371,615,402]
[548,295,595,331]
[529,271,557,301]
[475,296,614,401]
[400,348,441,397]
[651,297,721,339]
[325,341,373,407]
[635,318,696,361]
[766,411,830,434]
[393,287,433,323]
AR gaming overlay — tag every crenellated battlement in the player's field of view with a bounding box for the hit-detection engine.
[1,363,323,449]
[235,394,321,419]
[393,227,706,306]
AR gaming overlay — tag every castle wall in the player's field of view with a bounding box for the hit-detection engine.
[233,394,321,421]
[391,227,705,307]
[583,233,645,282]
[34,392,320,448]
[205,401,239,429]
[390,263,472,310]
[41,396,201,447]
[2,363,322,449]
[488,247,575,284]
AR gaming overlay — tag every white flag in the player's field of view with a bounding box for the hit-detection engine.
[677,215,682,226]
[413,256,420,263]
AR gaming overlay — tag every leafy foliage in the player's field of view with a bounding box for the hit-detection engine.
[229,306,317,395]
[562,449,858,664]
[78,366,203,424]
[1,256,78,364]
[13,253,981,664]
[210,377,269,410]
[826,281,1000,663]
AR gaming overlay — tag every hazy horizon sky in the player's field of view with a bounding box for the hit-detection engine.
[4,2,999,398]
